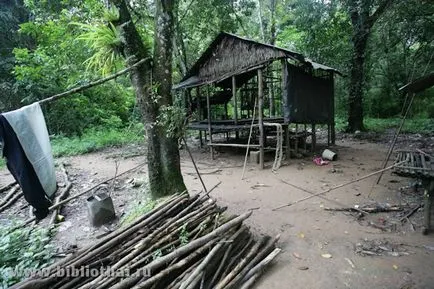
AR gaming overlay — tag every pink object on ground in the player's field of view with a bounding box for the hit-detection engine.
[313,157,329,166]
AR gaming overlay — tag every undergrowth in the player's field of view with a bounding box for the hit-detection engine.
[51,123,144,157]
[120,183,156,226]
[335,117,434,134]
[0,223,55,288]
[120,191,178,226]
[120,198,156,226]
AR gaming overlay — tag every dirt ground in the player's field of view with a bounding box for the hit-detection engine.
[1,131,434,289]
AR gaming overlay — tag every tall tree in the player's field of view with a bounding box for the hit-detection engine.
[0,0,29,110]
[345,0,394,131]
[111,0,186,198]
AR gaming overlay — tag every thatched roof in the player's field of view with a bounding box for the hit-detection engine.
[174,32,340,90]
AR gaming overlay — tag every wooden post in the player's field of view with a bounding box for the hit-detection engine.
[281,59,289,123]
[196,87,203,148]
[423,180,434,235]
[311,123,316,152]
[224,102,228,120]
[268,67,274,118]
[232,76,239,139]
[295,123,299,154]
[270,79,275,117]
[224,102,229,141]
[206,86,214,159]
[285,124,290,159]
[258,69,264,169]
[330,72,336,145]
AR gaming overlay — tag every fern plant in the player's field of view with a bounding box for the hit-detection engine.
[73,21,123,76]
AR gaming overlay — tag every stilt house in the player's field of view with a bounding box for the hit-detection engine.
[174,32,341,168]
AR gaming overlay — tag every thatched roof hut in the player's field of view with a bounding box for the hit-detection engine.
[174,32,339,90]
[175,32,341,166]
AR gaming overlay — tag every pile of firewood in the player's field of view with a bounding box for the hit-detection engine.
[12,193,280,289]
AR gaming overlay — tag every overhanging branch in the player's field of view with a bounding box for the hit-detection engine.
[38,57,150,105]
[368,0,394,27]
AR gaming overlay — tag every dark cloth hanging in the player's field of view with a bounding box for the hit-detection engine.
[285,64,334,124]
[0,115,52,219]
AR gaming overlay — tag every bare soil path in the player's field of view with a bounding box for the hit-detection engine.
[1,133,434,289]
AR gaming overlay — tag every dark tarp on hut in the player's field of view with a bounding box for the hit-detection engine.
[286,65,334,124]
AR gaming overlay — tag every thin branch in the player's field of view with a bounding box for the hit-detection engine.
[368,0,394,27]
[182,136,207,193]
[38,58,150,105]
[273,160,407,211]
[15,162,147,229]
[110,160,120,197]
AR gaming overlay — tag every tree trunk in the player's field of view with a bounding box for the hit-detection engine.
[154,0,186,197]
[347,31,368,132]
[345,0,394,132]
[112,0,186,198]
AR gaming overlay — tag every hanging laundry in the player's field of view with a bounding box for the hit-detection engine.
[0,103,57,219]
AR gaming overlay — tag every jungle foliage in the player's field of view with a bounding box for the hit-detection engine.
[0,0,432,137]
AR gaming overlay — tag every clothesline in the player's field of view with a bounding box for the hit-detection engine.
[0,58,149,220]
[38,58,150,105]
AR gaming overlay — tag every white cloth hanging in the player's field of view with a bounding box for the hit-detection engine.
[3,103,56,197]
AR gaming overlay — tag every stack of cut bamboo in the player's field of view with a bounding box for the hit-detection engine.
[12,193,280,289]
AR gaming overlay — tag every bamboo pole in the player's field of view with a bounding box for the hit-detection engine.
[276,177,369,215]
[242,97,258,179]
[49,164,72,224]
[182,136,207,193]
[0,184,20,207]
[241,248,281,287]
[209,143,260,148]
[272,161,407,211]
[179,242,223,289]
[375,92,415,185]
[0,181,17,193]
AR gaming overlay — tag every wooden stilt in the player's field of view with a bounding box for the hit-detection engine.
[258,69,264,169]
[284,125,290,160]
[331,121,336,145]
[295,124,298,154]
[224,102,229,141]
[311,123,316,152]
[330,72,336,145]
[199,131,203,148]
[224,102,228,120]
[281,59,288,123]
[270,72,275,117]
[206,86,214,160]
[423,180,434,235]
[196,87,203,148]
[232,76,239,140]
